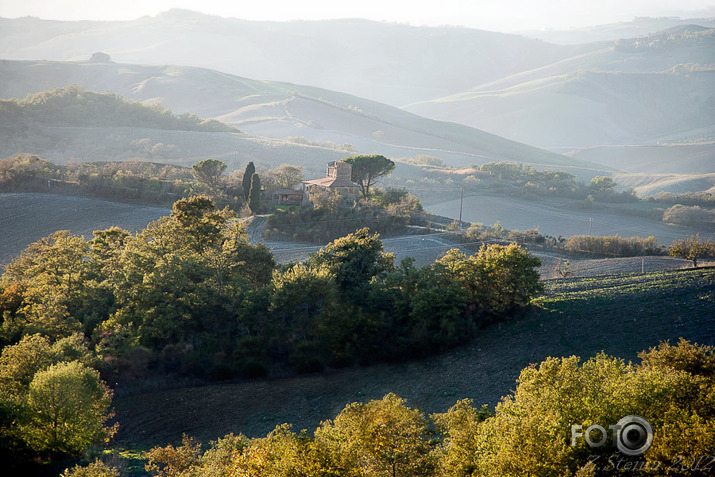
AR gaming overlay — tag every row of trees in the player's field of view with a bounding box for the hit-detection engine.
[0,154,301,212]
[1,85,238,132]
[63,339,715,477]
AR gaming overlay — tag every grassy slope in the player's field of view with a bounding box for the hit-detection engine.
[405,28,715,150]
[574,144,715,174]
[0,60,601,173]
[112,267,715,448]
[0,13,582,107]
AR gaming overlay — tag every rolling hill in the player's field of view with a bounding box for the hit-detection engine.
[405,25,715,150]
[2,11,713,165]
[0,10,588,107]
[520,16,715,44]
[0,61,604,175]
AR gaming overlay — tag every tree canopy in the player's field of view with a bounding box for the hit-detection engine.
[191,158,227,196]
[342,154,395,199]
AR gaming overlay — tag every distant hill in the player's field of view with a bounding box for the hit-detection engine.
[0,10,589,107]
[0,61,603,175]
[405,25,715,150]
[2,12,712,171]
[520,16,715,44]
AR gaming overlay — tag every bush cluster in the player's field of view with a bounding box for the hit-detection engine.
[564,234,664,257]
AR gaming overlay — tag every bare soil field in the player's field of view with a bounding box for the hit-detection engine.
[0,193,170,268]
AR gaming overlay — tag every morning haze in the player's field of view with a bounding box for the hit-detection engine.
[1,3,714,476]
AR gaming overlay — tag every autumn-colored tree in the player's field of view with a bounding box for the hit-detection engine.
[470,340,715,476]
[669,233,715,267]
[315,393,437,476]
[145,434,202,477]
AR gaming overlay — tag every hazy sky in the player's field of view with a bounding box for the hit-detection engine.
[1,0,714,31]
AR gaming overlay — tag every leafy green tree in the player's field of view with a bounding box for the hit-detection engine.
[342,155,395,199]
[269,264,336,337]
[242,161,256,200]
[106,196,273,350]
[437,243,542,319]
[248,173,261,213]
[170,195,228,252]
[0,334,55,400]
[23,361,116,456]
[5,230,88,300]
[393,262,472,356]
[2,230,89,339]
[307,227,394,293]
[669,233,715,267]
[268,264,338,371]
[192,158,227,196]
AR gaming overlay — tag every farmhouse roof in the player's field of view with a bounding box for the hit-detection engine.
[303,176,356,188]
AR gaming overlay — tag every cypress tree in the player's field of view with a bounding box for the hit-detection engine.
[242,161,255,200]
[248,173,261,213]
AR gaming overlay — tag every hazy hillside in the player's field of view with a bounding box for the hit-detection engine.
[405,25,715,150]
[0,10,587,107]
[521,16,715,44]
[0,63,603,174]
[3,11,712,158]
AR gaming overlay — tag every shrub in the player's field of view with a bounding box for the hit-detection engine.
[663,204,715,227]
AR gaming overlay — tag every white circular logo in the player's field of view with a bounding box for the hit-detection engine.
[615,415,653,456]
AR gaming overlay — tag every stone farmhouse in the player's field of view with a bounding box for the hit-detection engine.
[303,161,360,202]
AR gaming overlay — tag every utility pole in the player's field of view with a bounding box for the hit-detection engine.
[588,217,592,236]
[459,187,464,229]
